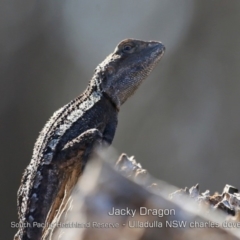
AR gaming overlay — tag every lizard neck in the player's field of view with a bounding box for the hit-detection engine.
[88,74,120,111]
[102,91,119,111]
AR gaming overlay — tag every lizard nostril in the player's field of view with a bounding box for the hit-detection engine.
[148,41,158,46]
[148,42,165,53]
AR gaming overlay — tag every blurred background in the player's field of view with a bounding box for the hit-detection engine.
[1,0,240,238]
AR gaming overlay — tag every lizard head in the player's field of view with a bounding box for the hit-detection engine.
[94,39,165,109]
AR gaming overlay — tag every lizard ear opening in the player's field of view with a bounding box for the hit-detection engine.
[106,66,115,76]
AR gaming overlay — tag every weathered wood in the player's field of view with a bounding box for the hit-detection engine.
[47,154,240,240]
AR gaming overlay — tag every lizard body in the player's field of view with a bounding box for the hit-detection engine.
[14,39,165,240]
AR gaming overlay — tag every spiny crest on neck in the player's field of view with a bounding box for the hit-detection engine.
[90,53,120,92]
[91,66,105,92]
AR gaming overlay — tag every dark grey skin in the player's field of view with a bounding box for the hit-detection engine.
[14,39,165,240]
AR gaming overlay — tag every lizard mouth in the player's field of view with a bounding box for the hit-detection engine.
[140,42,165,76]
[149,42,165,62]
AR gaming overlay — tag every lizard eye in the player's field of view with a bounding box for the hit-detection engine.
[122,43,134,53]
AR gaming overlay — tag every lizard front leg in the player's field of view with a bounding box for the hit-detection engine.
[21,129,102,239]
[55,128,103,169]
[46,128,102,222]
